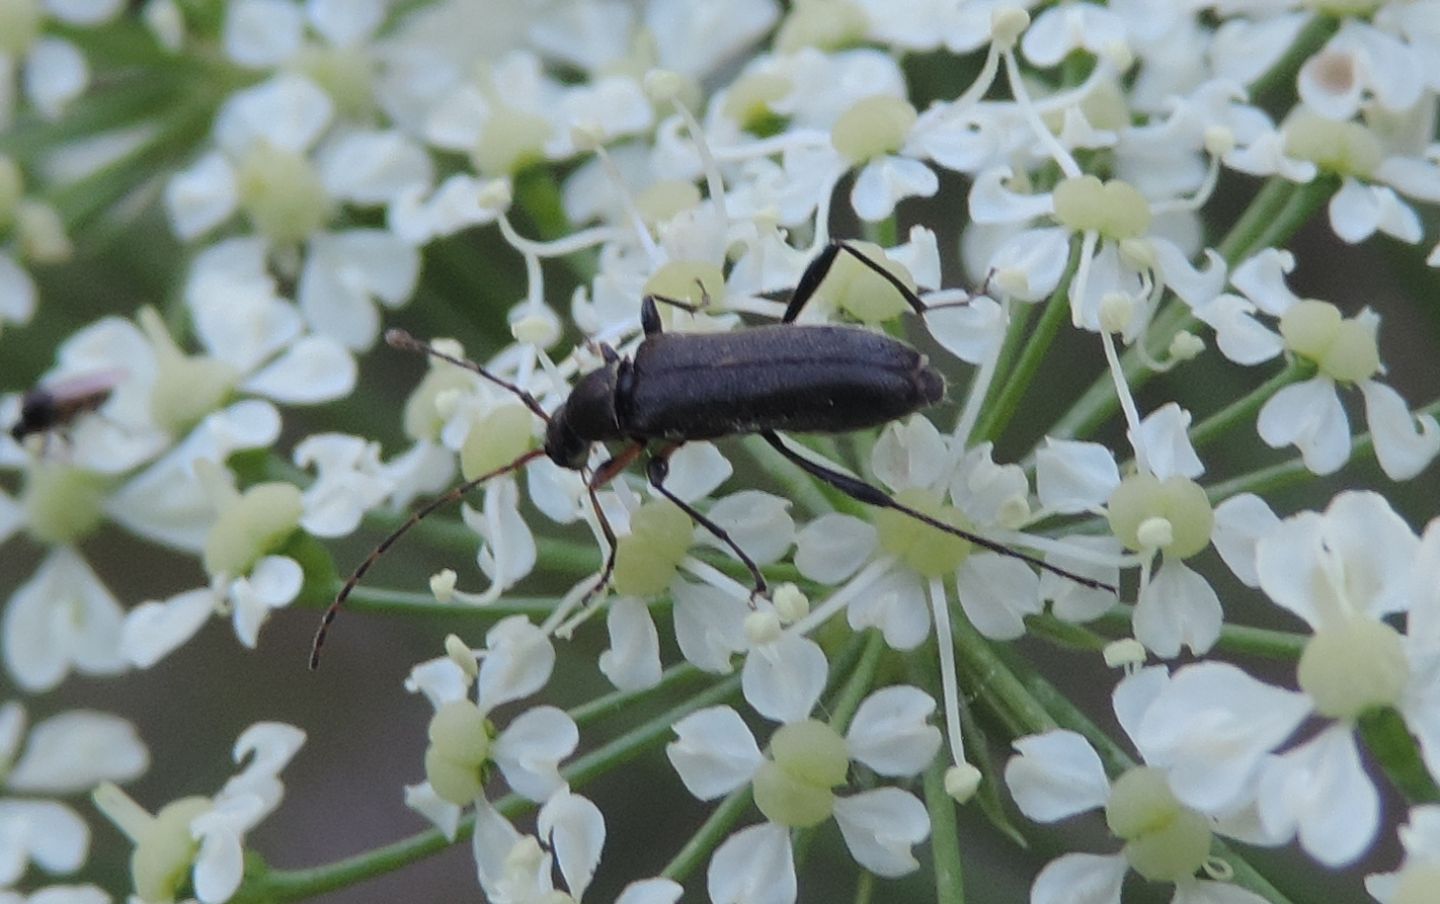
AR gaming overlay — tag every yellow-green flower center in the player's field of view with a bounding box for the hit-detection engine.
[425,700,493,805]
[132,796,211,904]
[460,403,535,480]
[752,719,848,828]
[139,308,239,436]
[236,143,333,244]
[472,104,552,177]
[1283,110,1382,178]
[1298,616,1408,719]
[1278,299,1380,384]
[0,0,40,56]
[203,482,303,578]
[643,259,726,312]
[831,96,918,166]
[613,499,693,597]
[635,180,703,224]
[807,240,917,324]
[722,72,791,135]
[1106,474,1213,559]
[23,462,108,545]
[1106,767,1213,883]
[876,488,973,577]
[1052,175,1152,240]
[775,0,868,53]
[294,46,375,119]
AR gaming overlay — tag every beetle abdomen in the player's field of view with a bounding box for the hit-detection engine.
[623,325,944,440]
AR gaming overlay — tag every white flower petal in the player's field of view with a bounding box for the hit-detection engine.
[845,686,941,777]
[1131,403,1203,480]
[307,0,384,46]
[121,588,216,668]
[241,335,357,404]
[699,491,794,566]
[793,513,877,584]
[1030,852,1128,904]
[1256,376,1350,475]
[223,0,304,67]
[850,156,938,223]
[319,130,433,205]
[8,710,148,793]
[599,597,662,691]
[24,38,87,119]
[742,634,827,724]
[615,878,685,904]
[955,553,1042,641]
[1036,439,1120,513]
[1132,558,1223,658]
[493,707,578,803]
[667,706,763,800]
[1211,493,1280,588]
[708,823,795,904]
[3,548,126,691]
[1258,726,1379,867]
[831,787,929,877]
[477,616,554,711]
[404,657,471,709]
[1005,730,1111,822]
[1360,380,1440,481]
[216,73,332,155]
[165,152,238,240]
[0,800,88,875]
[923,294,1005,365]
[538,789,605,901]
[872,415,947,493]
[847,564,932,650]
[403,781,462,840]
[656,441,731,503]
[672,580,747,673]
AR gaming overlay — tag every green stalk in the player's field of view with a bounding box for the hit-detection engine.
[1186,361,1308,450]
[970,242,1080,445]
[1089,605,1307,660]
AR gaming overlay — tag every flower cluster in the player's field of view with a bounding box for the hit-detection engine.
[2,1,1439,903]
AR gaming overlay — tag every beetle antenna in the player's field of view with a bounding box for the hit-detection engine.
[385,328,552,425]
[310,447,548,670]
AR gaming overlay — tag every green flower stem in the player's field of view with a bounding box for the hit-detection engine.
[950,613,1055,740]
[661,784,753,884]
[1359,709,1440,804]
[569,661,708,727]
[1000,647,1297,904]
[326,583,565,619]
[1050,177,1335,442]
[1186,360,1308,450]
[921,750,965,904]
[739,433,852,518]
[854,870,875,904]
[254,671,743,901]
[970,241,1080,445]
[1090,604,1307,660]
[827,630,886,731]
[1024,614,1109,653]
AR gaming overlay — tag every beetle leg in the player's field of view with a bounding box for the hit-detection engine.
[759,430,1115,593]
[581,441,649,600]
[646,448,769,601]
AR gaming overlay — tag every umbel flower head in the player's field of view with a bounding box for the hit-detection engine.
[1,1,1440,903]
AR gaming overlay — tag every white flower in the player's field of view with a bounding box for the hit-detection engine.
[93,722,304,904]
[667,635,938,896]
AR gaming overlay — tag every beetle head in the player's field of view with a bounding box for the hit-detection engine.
[544,360,622,469]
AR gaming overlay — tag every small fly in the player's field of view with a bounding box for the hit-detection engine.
[9,369,125,447]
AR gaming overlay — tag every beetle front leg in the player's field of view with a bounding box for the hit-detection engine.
[760,430,1114,593]
[646,448,769,601]
[582,442,648,600]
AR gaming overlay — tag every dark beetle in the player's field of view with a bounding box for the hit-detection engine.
[310,242,1110,668]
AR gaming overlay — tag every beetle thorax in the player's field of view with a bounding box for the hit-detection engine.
[543,363,623,469]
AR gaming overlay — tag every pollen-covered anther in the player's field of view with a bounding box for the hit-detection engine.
[989,7,1030,49]
[1168,331,1205,362]
[945,763,982,803]
[1106,767,1212,883]
[752,719,849,828]
[1203,125,1236,158]
[772,583,809,623]
[1098,292,1134,334]
[444,633,479,679]
[643,69,688,105]
[1052,175,1152,240]
[1278,299,1380,383]
[1103,638,1147,669]
[831,96,918,166]
[511,311,560,348]
[1136,516,1174,550]
[1298,617,1408,719]
[745,610,782,644]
